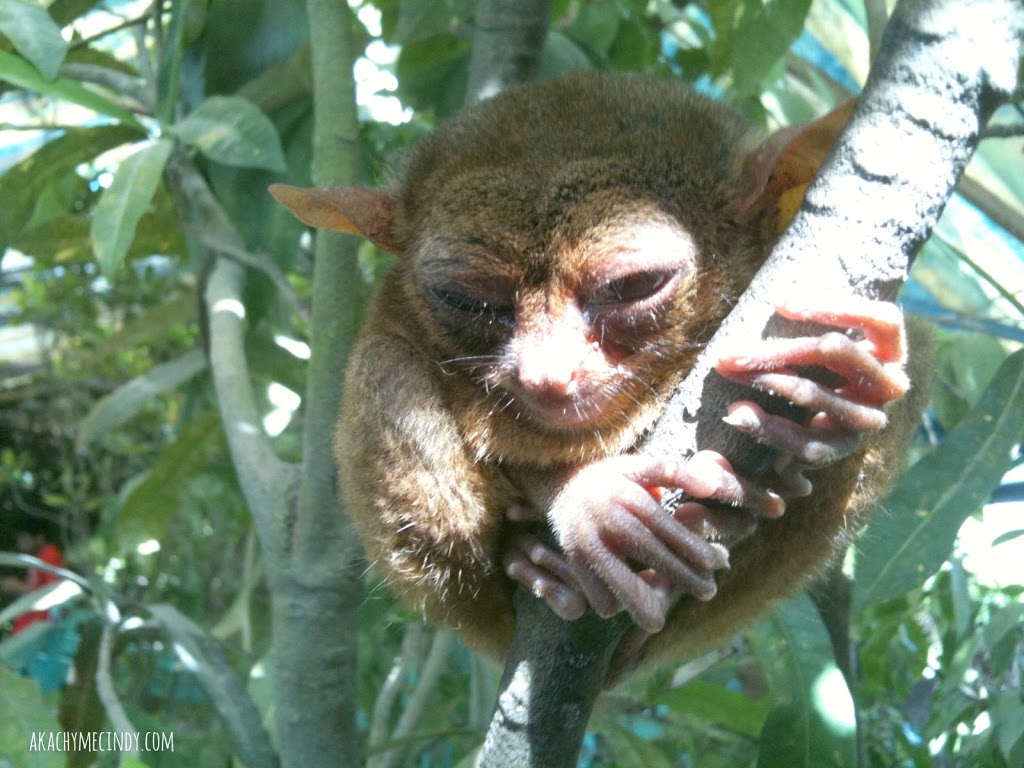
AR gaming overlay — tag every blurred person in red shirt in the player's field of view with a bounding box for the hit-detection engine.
[1,517,65,634]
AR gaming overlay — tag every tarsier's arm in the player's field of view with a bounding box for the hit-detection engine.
[337,305,516,658]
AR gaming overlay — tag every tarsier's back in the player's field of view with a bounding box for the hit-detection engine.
[271,71,926,677]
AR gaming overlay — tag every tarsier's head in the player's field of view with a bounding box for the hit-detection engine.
[272,72,836,461]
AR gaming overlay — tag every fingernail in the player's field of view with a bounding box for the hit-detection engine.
[694,579,718,602]
[710,542,730,569]
[722,404,760,430]
[764,491,785,518]
[721,355,750,367]
[552,587,584,620]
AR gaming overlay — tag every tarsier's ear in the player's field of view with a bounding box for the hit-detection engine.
[268,183,404,254]
[729,99,856,233]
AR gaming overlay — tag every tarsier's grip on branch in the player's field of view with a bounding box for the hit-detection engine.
[271,72,927,676]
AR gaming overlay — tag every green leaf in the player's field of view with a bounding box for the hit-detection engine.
[0,666,64,768]
[750,596,856,768]
[0,49,143,128]
[391,0,475,44]
[609,14,660,71]
[653,679,770,738]
[0,124,142,248]
[605,723,676,768]
[931,330,1007,429]
[0,0,69,80]
[48,0,103,26]
[567,3,621,57]
[539,31,593,79]
[118,411,225,552]
[855,348,1024,609]
[90,138,173,278]
[147,604,278,768]
[168,96,286,171]
[73,292,195,365]
[78,349,207,445]
[203,0,308,94]
[992,691,1024,766]
[13,205,185,267]
[395,35,471,116]
[724,0,812,96]
[983,603,1024,648]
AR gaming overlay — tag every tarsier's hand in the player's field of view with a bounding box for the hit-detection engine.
[715,296,910,497]
[503,453,783,632]
[503,297,909,633]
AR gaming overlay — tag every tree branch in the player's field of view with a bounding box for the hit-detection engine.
[485,0,1024,763]
[464,0,554,104]
[96,613,140,760]
[165,152,296,554]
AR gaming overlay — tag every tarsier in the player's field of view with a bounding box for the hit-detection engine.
[272,72,926,676]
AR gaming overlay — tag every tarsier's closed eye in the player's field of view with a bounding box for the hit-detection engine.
[588,270,674,307]
[430,286,514,320]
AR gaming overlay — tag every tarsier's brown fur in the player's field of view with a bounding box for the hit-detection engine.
[273,72,928,673]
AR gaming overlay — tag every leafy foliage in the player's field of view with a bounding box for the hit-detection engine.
[0,1,1021,767]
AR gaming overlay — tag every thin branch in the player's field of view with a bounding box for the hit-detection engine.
[59,63,152,114]
[200,236,312,327]
[368,623,424,765]
[864,0,889,63]
[69,12,152,51]
[958,172,1024,246]
[980,123,1024,139]
[96,613,140,759]
[375,629,455,768]
[164,151,296,559]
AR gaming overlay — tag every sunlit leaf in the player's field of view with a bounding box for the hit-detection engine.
[718,0,813,97]
[0,124,142,248]
[78,349,207,445]
[0,0,69,80]
[855,348,1024,609]
[992,528,1024,545]
[13,207,185,267]
[0,49,143,128]
[168,95,286,171]
[148,604,277,768]
[90,138,173,278]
